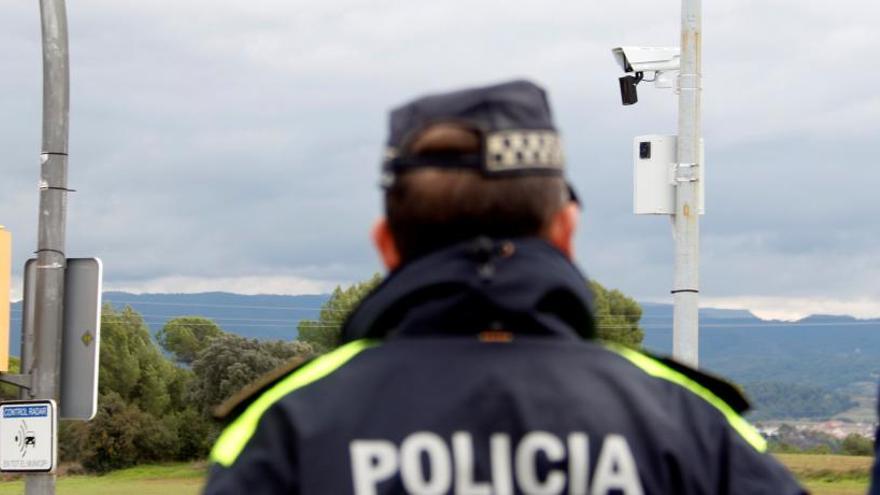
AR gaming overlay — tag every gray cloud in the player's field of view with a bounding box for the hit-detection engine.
[1,0,878,315]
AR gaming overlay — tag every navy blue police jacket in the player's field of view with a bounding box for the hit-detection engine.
[204,238,804,494]
[869,383,880,494]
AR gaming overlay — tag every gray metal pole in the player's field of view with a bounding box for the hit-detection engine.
[672,0,702,366]
[27,0,70,492]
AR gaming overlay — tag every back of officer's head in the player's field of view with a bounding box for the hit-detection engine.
[377,80,577,266]
[385,126,569,262]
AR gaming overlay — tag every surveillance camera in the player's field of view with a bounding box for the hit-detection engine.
[611,46,681,73]
[618,74,641,106]
[611,46,680,105]
[611,47,680,73]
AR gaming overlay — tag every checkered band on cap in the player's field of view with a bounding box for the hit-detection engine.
[485,130,564,173]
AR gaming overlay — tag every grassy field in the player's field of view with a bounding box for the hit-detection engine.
[0,454,872,494]
[0,463,205,495]
[777,453,872,495]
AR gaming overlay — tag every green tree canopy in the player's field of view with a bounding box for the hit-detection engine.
[79,391,177,473]
[297,274,382,353]
[745,381,857,420]
[297,275,643,351]
[156,316,225,365]
[99,305,183,416]
[590,280,644,347]
[191,334,314,410]
[68,306,225,469]
[840,433,873,456]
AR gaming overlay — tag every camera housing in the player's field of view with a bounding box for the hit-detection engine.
[611,47,680,106]
[618,74,641,106]
[633,135,704,215]
[612,47,680,73]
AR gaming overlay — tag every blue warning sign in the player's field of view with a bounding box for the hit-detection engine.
[3,406,48,419]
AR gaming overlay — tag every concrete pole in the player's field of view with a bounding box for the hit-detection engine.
[672,0,702,366]
[27,0,70,492]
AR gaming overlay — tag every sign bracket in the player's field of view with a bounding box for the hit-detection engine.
[0,374,32,390]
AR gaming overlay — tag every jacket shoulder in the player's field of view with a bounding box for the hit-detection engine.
[213,339,379,422]
[210,339,378,467]
[212,354,312,422]
[604,343,766,452]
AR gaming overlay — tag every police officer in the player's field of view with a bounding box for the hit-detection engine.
[204,80,804,494]
[869,386,880,494]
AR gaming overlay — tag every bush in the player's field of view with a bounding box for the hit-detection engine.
[58,421,90,463]
[81,392,176,473]
[166,407,218,461]
[191,334,314,411]
[841,433,873,456]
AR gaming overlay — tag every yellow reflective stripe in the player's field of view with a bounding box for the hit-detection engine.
[606,344,767,453]
[210,339,378,467]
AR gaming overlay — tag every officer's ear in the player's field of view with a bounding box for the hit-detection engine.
[372,218,402,270]
[545,202,579,260]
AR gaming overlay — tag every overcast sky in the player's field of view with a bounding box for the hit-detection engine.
[1,0,877,319]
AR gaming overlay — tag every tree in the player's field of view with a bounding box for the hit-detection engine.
[297,274,643,351]
[70,305,205,471]
[157,316,225,365]
[165,406,216,461]
[841,433,873,456]
[297,274,382,353]
[80,392,175,473]
[99,305,183,416]
[191,334,315,410]
[745,381,857,420]
[591,280,644,347]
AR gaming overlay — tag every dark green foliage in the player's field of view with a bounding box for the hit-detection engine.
[80,392,160,472]
[841,433,874,456]
[68,306,213,471]
[58,420,90,463]
[157,316,225,365]
[166,407,218,461]
[590,281,644,347]
[81,397,216,472]
[767,424,841,453]
[767,425,874,456]
[296,275,644,351]
[746,382,857,420]
[99,305,188,416]
[297,274,382,353]
[191,333,315,410]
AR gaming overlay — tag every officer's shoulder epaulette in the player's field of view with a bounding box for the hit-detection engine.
[606,343,767,452]
[647,353,751,414]
[212,355,314,423]
[605,344,751,414]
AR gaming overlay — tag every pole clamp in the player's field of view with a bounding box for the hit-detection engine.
[675,162,700,182]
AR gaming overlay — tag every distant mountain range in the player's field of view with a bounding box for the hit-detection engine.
[638,302,880,391]
[8,292,880,401]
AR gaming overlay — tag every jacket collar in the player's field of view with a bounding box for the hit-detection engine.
[341,237,595,342]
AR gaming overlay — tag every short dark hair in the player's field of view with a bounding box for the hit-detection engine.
[384,125,569,262]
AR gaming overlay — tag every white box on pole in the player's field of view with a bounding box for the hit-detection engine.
[633,135,705,215]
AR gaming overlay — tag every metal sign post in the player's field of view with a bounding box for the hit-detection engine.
[26,0,71,492]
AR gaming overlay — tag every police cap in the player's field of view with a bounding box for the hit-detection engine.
[382,80,572,189]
